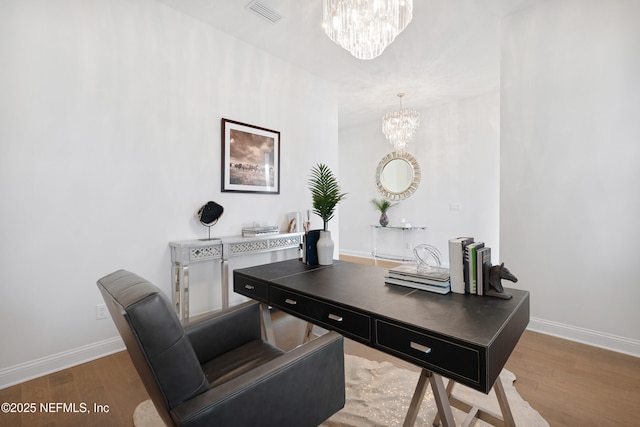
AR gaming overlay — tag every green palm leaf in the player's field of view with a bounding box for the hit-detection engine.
[370,198,397,213]
[308,163,347,231]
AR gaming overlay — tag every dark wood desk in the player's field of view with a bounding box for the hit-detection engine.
[234,259,529,426]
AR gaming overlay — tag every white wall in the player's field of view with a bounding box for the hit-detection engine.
[0,0,338,385]
[501,0,640,355]
[339,91,501,266]
[341,0,640,357]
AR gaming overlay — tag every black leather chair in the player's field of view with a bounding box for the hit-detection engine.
[97,270,345,427]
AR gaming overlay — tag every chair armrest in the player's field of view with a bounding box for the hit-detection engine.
[170,331,345,427]
[184,301,261,364]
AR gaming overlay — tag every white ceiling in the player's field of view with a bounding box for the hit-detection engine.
[155,0,539,127]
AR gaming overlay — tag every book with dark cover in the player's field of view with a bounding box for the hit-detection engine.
[476,246,491,296]
[304,230,321,265]
[464,242,484,294]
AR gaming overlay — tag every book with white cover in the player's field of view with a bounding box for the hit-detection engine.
[242,226,279,236]
[448,237,473,294]
[388,264,450,281]
[384,276,451,294]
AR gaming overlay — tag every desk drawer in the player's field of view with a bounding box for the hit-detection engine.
[376,320,480,385]
[271,287,371,341]
[234,276,269,303]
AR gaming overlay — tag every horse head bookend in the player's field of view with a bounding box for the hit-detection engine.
[485,263,518,300]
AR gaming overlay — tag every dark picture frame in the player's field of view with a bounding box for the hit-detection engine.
[221,118,280,194]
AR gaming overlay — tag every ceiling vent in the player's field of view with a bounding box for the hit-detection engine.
[246,1,283,24]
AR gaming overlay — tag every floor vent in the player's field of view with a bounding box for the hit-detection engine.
[246,1,283,24]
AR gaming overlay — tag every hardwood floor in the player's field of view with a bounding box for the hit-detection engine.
[504,330,640,427]
[2,256,639,426]
[0,351,147,427]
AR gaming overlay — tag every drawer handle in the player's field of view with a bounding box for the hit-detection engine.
[410,342,432,354]
[328,313,343,322]
[244,284,255,290]
[285,298,297,305]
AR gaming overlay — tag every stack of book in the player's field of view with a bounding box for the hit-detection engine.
[448,237,492,295]
[385,264,451,294]
[241,226,279,237]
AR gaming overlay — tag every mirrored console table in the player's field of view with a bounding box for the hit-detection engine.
[371,225,428,262]
[170,232,302,321]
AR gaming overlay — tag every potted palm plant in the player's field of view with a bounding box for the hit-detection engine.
[371,198,397,227]
[308,163,347,265]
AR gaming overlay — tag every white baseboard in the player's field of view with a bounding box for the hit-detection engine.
[3,310,637,391]
[339,249,372,259]
[528,317,640,358]
[339,252,640,357]
[0,337,125,390]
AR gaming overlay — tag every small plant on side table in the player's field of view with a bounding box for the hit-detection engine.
[371,198,397,227]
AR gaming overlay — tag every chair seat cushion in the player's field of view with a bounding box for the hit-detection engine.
[202,340,285,388]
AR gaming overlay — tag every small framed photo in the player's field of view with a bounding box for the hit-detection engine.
[221,118,280,194]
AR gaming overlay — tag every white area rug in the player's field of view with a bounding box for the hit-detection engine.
[321,355,548,427]
[134,354,549,427]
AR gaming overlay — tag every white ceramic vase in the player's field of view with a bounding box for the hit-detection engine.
[316,230,334,265]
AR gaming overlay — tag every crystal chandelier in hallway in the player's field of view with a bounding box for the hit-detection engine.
[382,93,420,151]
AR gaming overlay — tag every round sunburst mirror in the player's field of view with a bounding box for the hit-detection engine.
[375,151,421,201]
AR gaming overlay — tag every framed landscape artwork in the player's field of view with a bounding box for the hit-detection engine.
[221,118,280,194]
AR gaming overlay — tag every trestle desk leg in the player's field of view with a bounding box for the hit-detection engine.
[494,376,516,427]
[432,378,456,426]
[403,369,455,427]
[303,322,315,343]
[260,304,276,345]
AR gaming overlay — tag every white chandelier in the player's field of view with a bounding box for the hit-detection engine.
[382,93,420,151]
[322,0,414,60]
